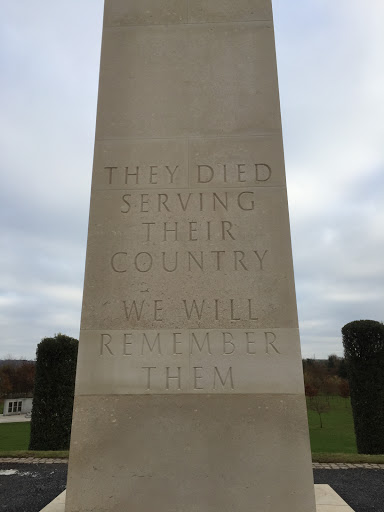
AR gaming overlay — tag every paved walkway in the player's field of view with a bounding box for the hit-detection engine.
[0,415,31,423]
[0,458,383,469]
[0,458,67,464]
[313,462,384,469]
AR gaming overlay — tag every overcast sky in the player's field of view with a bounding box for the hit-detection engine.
[1,1,383,360]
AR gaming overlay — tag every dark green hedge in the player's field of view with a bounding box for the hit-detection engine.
[342,320,384,454]
[29,334,78,451]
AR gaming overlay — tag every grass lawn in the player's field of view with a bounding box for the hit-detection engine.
[308,396,357,453]
[0,422,31,451]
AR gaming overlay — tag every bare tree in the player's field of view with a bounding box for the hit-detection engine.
[308,395,330,429]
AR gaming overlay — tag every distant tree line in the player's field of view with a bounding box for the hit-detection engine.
[303,354,350,403]
[0,358,35,397]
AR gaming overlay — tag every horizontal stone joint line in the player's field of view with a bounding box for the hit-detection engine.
[74,392,304,398]
[94,133,281,142]
[104,20,273,30]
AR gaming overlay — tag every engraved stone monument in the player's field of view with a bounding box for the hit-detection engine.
[66,1,316,510]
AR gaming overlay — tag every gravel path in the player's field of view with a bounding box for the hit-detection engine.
[0,463,67,512]
[314,469,384,512]
[1,463,383,512]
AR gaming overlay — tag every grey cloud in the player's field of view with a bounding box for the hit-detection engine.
[1,1,383,360]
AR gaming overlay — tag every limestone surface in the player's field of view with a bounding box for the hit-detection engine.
[66,1,316,510]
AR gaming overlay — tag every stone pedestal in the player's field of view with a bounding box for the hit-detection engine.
[43,486,355,512]
[65,1,316,510]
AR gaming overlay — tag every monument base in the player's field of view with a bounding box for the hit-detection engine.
[40,485,355,512]
[66,394,315,511]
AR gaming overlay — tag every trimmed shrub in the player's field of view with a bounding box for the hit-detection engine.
[29,333,78,450]
[342,320,384,454]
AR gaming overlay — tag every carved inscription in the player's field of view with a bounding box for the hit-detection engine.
[98,330,282,392]
[112,250,268,274]
[196,163,271,184]
[99,330,281,357]
[103,163,272,187]
[141,366,234,391]
[120,191,258,213]
[120,298,259,323]
[96,157,277,330]
[105,165,180,186]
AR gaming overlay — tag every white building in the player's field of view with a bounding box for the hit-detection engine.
[3,397,33,416]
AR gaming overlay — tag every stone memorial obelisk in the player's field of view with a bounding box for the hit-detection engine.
[66,1,316,510]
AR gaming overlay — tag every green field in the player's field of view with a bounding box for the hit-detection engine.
[307,396,357,454]
[0,422,31,451]
[0,397,363,458]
